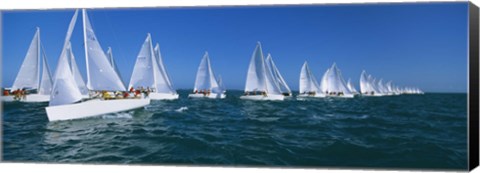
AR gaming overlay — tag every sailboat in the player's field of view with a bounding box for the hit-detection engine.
[45,9,150,122]
[346,78,359,95]
[2,27,53,102]
[129,34,179,100]
[359,71,383,96]
[188,52,226,99]
[240,42,284,101]
[265,54,291,97]
[320,63,354,98]
[298,61,325,98]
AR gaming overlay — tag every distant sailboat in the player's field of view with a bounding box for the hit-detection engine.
[298,61,325,98]
[265,54,291,96]
[188,52,226,99]
[3,27,53,102]
[45,9,150,122]
[359,71,383,96]
[240,42,284,101]
[321,63,354,98]
[129,34,178,100]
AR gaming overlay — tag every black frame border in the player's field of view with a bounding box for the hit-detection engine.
[469,1,479,171]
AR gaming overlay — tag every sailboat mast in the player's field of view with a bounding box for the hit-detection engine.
[37,27,41,90]
[82,9,91,90]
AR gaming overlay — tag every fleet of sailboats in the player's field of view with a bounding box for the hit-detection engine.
[188,52,226,99]
[2,9,426,121]
[360,70,423,96]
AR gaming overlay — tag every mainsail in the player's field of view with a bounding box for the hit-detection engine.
[193,52,221,93]
[12,28,41,90]
[245,42,267,92]
[83,9,125,91]
[299,61,321,94]
[154,43,176,94]
[265,54,291,94]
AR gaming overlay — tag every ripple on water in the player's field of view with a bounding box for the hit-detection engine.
[2,91,468,170]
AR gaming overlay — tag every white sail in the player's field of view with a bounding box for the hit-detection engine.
[370,77,377,93]
[49,10,83,106]
[83,9,125,91]
[299,62,321,94]
[320,68,329,93]
[38,48,53,95]
[217,75,226,93]
[193,52,221,93]
[264,56,282,95]
[129,34,174,94]
[154,43,176,94]
[106,47,124,86]
[129,34,156,90]
[347,78,358,93]
[327,63,351,94]
[377,79,388,94]
[12,28,40,90]
[245,42,267,92]
[266,54,291,94]
[359,70,370,94]
[67,42,89,95]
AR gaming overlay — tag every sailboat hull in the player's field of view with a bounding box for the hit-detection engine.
[326,94,355,98]
[45,98,150,122]
[148,93,179,100]
[188,93,226,99]
[297,93,326,98]
[2,94,50,102]
[361,94,384,97]
[240,94,284,101]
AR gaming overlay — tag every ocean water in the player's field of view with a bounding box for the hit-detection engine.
[2,90,468,170]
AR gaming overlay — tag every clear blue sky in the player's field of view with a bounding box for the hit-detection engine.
[2,2,468,92]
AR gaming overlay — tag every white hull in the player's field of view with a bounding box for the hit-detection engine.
[297,93,326,98]
[188,93,226,99]
[2,94,50,102]
[240,94,284,101]
[45,98,151,122]
[2,96,15,102]
[326,94,355,98]
[361,93,384,97]
[148,92,179,100]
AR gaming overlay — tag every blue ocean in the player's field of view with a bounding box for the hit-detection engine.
[2,90,467,170]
